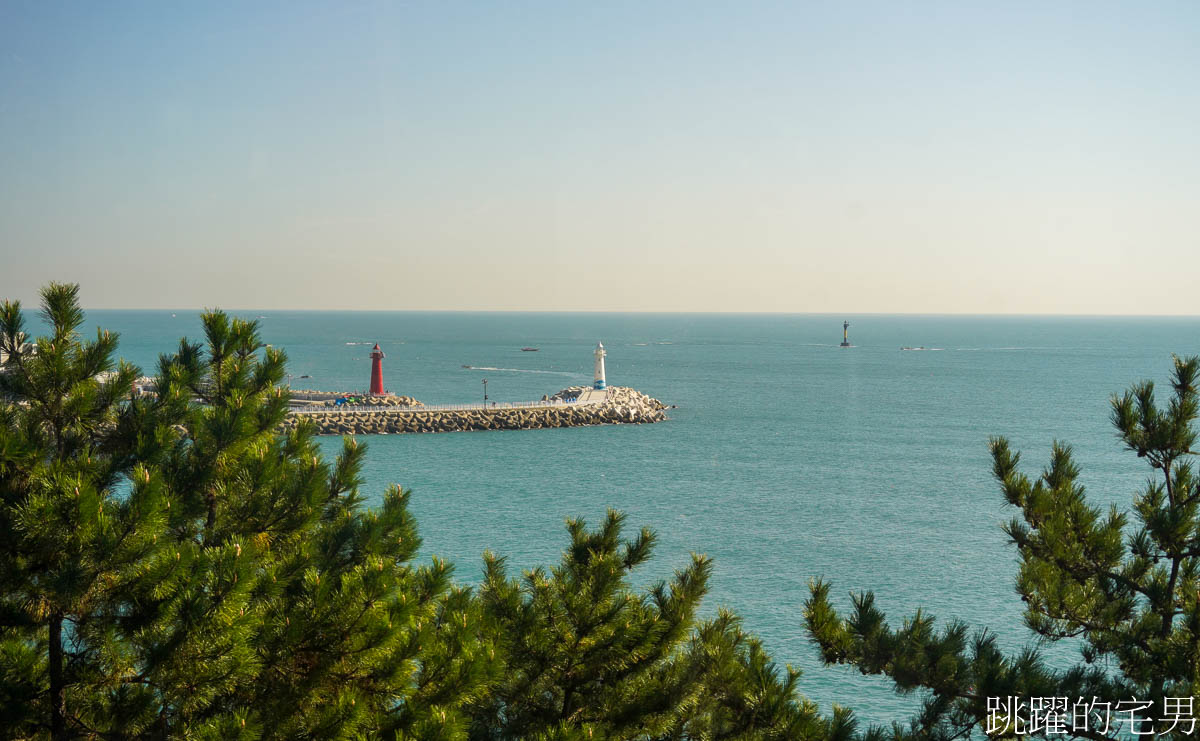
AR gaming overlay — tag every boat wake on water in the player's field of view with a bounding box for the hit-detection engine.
[952,346,1058,352]
[460,366,580,377]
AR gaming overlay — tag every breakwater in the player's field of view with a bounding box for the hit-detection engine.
[287,389,424,407]
[282,386,668,435]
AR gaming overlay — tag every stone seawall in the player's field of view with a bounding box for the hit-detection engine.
[288,389,423,407]
[282,386,668,436]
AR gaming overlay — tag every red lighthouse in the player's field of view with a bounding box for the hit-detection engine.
[369,343,385,395]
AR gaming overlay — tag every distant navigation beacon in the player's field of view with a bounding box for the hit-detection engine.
[840,321,852,348]
[369,343,386,394]
[593,342,607,390]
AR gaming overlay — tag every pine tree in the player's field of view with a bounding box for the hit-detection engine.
[117,309,497,738]
[4,281,863,740]
[1,286,495,739]
[0,283,171,740]
[467,510,851,740]
[805,355,1200,740]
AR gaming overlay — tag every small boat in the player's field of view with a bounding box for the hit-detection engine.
[521,347,539,352]
[462,364,473,369]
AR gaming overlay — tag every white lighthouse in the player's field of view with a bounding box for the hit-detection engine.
[593,341,607,390]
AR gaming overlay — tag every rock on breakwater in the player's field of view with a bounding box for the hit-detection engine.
[282,386,668,436]
[288,389,424,408]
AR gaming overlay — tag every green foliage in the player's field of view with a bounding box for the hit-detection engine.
[1,283,152,739]
[469,511,847,741]
[2,281,851,741]
[12,283,1199,740]
[805,355,1200,739]
[1,285,492,739]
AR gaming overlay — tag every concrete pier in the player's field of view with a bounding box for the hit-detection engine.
[281,386,668,436]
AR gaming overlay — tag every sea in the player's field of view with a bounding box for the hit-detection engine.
[54,311,1200,727]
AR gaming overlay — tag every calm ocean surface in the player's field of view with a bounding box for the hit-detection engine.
[64,311,1200,726]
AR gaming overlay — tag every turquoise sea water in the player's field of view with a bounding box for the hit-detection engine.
[64,311,1200,726]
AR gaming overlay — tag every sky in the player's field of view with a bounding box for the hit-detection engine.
[1,1,1197,313]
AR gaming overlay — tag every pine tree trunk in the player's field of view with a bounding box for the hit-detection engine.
[49,612,66,740]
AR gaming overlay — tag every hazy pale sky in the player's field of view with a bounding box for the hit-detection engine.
[1,1,1197,313]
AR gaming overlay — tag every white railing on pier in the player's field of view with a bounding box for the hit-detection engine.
[290,398,602,415]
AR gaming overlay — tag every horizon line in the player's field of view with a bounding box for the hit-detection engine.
[74,307,1200,319]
